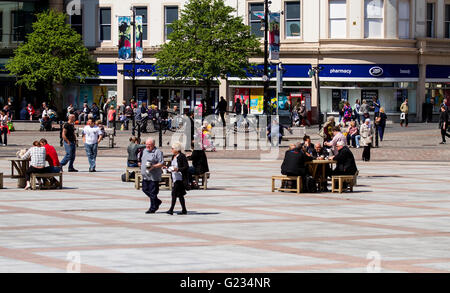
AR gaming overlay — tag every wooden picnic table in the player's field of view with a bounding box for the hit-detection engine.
[3,158,30,188]
[306,159,336,185]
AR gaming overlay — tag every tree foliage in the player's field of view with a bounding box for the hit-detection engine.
[154,0,262,105]
[5,10,98,92]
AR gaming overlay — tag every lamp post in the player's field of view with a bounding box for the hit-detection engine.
[263,0,270,116]
[309,66,324,130]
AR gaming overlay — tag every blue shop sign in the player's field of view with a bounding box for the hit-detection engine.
[319,64,419,78]
[124,64,155,77]
[426,65,450,79]
[98,63,117,76]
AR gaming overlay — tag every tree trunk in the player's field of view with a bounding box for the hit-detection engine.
[205,79,212,116]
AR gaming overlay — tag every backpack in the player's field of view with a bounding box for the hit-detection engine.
[305,176,317,193]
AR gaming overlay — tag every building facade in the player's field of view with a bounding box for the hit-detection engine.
[52,0,450,121]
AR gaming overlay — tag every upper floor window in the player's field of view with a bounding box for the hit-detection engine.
[135,7,147,41]
[445,4,450,38]
[0,12,3,42]
[364,0,384,38]
[100,8,111,41]
[249,2,264,38]
[329,0,346,38]
[426,2,435,38]
[70,9,82,36]
[11,10,24,42]
[398,0,410,39]
[165,6,178,40]
[285,1,301,38]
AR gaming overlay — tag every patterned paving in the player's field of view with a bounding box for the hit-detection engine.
[0,156,449,273]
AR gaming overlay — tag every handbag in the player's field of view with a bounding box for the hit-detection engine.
[400,113,406,120]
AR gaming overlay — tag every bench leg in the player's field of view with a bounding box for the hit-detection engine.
[271,178,275,192]
[331,177,335,192]
[59,174,63,189]
[203,173,207,190]
[126,171,130,182]
[297,177,301,194]
[338,177,343,194]
[31,175,36,190]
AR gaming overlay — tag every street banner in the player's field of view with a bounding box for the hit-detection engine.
[135,15,143,61]
[269,12,280,60]
[250,88,264,114]
[118,16,131,60]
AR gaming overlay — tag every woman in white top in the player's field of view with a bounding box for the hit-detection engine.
[360,119,373,161]
[164,142,189,215]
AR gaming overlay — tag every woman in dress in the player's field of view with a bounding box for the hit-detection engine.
[375,107,388,141]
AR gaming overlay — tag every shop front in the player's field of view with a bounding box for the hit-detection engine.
[318,64,419,120]
[425,65,450,121]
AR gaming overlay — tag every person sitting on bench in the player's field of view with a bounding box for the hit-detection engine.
[127,136,146,168]
[187,141,209,189]
[329,141,358,176]
[21,141,50,190]
[280,144,313,189]
[39,138,61,186]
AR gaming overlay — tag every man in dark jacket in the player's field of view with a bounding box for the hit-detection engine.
[330,141,357,175]
[280,147,313,190]
[439,105,450,144]
[217,96,227,127]
[187,141,209,188]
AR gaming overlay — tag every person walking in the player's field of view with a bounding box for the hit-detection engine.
[60,114,78,172]
[298,101,310,126]
[0,109,9,146]
[141,138,165,214]
[375,107,388,142]
[360,99,370,120]
[338,98,345,123]
[82,118,103,172]
[233,98,242,116]
[439,105,450,144]
[353,99,361,125]
[217,96,227,127]
[360,118,373,161]
[165,142,189,215]
[400,98,409,127]
[372,97,381,119]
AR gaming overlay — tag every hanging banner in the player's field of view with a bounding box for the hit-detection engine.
[269,12,280,61]
[135,15,144,61]
[250,88,264,114]
[118,16,131,60]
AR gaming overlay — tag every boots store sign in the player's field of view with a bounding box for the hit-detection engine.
[319,64,419,79]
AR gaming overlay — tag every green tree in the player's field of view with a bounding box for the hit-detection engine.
[5,9,98,105]
[154,0,262,113]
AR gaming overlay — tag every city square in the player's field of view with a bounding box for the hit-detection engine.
[0,0,450,277]
[0,123,449,273]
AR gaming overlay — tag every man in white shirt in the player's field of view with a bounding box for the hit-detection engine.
[82,118,103,172]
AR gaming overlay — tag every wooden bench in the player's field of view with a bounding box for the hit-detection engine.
[30,173,63,190]
[125,167,141,182]
[331,171,359,194]
[271,175,302,194]
[0,173,3,189]
[193,172,210,190]
[135,173,172,190]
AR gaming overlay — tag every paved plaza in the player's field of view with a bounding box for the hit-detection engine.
[0,122,449,273]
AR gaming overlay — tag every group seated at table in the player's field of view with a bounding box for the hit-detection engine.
[280,134,358,192]
[19,138,62,190]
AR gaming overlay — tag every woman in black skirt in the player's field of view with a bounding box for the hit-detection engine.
[166,142,189,215]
